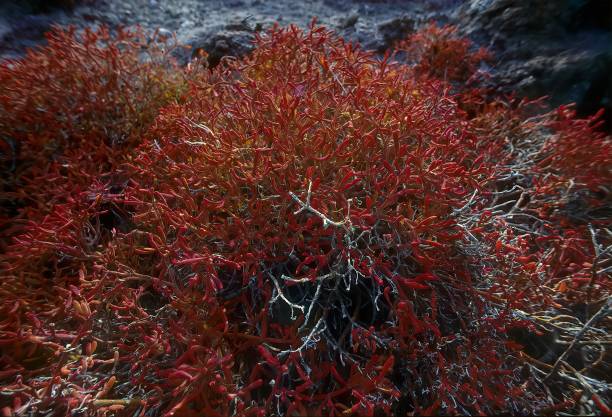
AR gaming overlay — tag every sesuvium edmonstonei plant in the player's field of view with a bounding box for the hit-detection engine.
[0,22,610,417]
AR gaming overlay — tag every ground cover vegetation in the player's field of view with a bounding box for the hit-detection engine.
[0,22,610,416]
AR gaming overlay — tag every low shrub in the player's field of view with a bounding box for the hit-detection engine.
[0,23,609,416]
[0,25,187,246]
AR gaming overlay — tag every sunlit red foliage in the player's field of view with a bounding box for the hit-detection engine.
[0,22,609,417]
[0,25,186,247]
[394,22,490,83]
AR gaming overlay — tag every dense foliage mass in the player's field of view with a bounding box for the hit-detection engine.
[0,23,610,416]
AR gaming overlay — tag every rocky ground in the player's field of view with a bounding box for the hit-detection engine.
[456,0,611,128]
[0,0,460,58]
[0,0,610,126]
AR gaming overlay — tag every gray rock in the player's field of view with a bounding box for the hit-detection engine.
[183,19,261,67]
[0,0,452,61]
[454,0,612,129]
[337,13,359,30]
[376,15,417,52]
